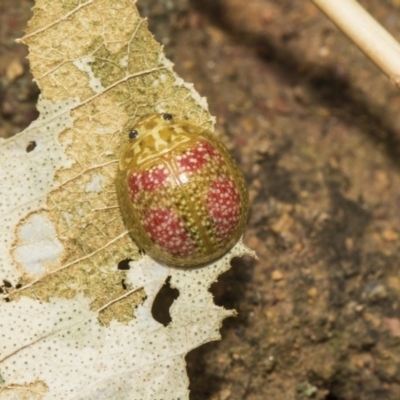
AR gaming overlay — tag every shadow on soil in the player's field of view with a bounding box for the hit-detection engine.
[191,0,400,170]
[186,256,257,400]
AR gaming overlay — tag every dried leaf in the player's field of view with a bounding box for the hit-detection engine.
[0,0,254,398]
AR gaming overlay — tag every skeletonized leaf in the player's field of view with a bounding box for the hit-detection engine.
[0,0,254,398]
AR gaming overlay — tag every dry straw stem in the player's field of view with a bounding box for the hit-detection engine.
[312,0,400,88]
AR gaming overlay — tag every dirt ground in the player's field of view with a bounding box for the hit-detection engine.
[2,0,400,399]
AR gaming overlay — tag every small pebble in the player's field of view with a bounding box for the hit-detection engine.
[307,287,318,298]
[382,229,398,242]
[271,270,283,281]
[6,59,24,81]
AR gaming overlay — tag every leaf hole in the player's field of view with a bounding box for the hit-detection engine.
[325,395,340,400]
[2,280,12,288]
[151,277,179,326]
[121,279,127,290]
[26,141,37,152]
[209,256,256,308]
[0,60,40,139]
[117,258,132,270]
[186,344,224,399]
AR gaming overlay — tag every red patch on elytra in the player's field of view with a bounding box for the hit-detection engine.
[128,166,169,202]
[142,208,195,257]
[178,140,222,173]
[207,177,241,241]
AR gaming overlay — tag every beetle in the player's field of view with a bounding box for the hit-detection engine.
[116,113,249,267]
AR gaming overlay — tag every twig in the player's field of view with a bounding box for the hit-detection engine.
[312,0,400,88]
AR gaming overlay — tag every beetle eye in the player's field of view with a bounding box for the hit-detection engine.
[129,130,138,139]
[163,113,173,121]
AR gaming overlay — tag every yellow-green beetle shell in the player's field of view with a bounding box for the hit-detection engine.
[116,113,249,268]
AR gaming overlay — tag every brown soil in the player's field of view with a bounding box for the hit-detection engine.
[0,0,38,138]
[3,1,400,399]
